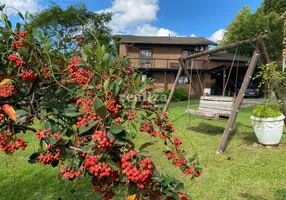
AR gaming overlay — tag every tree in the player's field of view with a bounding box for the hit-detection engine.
[221,4,284,60]
[29,3,113,52]
[0,6,200,200]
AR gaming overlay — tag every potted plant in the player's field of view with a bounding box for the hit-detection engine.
[250,62,285,145]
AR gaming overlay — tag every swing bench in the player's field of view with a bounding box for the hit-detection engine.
[185,96,234,119]
[184,48,239,120]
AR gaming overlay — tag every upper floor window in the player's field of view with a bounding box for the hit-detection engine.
[182,50,193,57]
[140,49,152,67]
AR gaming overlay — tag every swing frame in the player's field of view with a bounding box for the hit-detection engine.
[163,35,282,153]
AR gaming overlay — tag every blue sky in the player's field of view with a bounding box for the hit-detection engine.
[1,0,264,42]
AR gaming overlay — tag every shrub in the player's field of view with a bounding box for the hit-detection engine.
[165,88,189,102]
[0,7,200,200]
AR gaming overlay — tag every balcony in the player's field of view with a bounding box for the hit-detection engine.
[129,57,181,69]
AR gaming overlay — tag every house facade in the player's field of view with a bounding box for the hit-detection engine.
[116,35,250,97]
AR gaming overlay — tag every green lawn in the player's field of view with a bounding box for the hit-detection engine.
[1,101,286,200]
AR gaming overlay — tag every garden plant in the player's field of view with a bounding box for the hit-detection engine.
[0,6,200,200]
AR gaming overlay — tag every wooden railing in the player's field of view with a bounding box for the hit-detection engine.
[129,57,181,69]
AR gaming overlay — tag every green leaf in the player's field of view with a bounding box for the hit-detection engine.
[28,153,39,164]
[119,174,128,182]
[106,158,119,171]
[25,10,29,19]
[96,106,107,119]
[175,182,184,191]
[120,130,132,140]
[47,138,57,145]
[78,61,89,68]
[18,47,29,62]
[93,98,104,109]
[63,107,84,117]
[188,153,198,163]
[79,120,99,134]
[109,124,123,134]
[139,142,156,151]
[16,109,28,116]
[18,12,25,20]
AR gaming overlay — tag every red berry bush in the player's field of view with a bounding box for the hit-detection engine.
[0,7,201,200]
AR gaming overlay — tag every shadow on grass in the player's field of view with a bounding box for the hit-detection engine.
[189,122,241,135]
[240,193,268,200]
[240,189,286,200]
[243,133,259,145]
[275,189,286,200]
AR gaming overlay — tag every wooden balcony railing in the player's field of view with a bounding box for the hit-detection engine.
[129,57,181,69]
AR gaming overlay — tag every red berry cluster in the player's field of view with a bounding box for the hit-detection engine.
[37,147,61,165]
[40,64,51,79]
[165,151,177,160]
[102,72,108,80]
[92,130,114,150]
[68,56,92,86]
[0,130,27,153]
[105,99,121,119]
[125,65,133,74]
[52,133,61,141]
[178,194,189,200]
[77,113,99,128]
[121,150,153,189]
[8,54,25,66]
[60,163,81,180]
[139,121,152,133]
[162,122,175,133]
[173,159,187,167]
[182,165,194,175]
[173,136,182,148]
[85,154,115,178]
[35,129,51,140]
[76,98,93,113]
[18,69,38,81]
[12,30,28,50]
[0,84,16,98]
[127,109,136,120]
[147,84,153,91]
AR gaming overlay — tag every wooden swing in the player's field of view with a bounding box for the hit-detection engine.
[163,35,279,153]
[185,48,239,119]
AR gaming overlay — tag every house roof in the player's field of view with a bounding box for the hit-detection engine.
[115,35,217,46]
[209,52,250,62]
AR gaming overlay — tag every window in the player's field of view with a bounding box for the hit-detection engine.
[140,49,152,67]
[182,49,195,57]
[178,74,189,84]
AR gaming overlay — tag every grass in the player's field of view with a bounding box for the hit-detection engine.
[1,100,286,200]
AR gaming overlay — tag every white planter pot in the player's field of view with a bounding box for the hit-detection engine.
[250,115,285,145]
[204,88,211,96]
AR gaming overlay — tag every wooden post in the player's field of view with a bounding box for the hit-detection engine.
[258,38,286,124]
[164,71,167,90]
[222,67,226,96]
[217,51,259,153]
[163,66,183,113]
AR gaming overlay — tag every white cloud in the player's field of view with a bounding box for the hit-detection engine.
[0,0,41,16]
[99,0,178,36]
[133,24,177,36]
[209,28,226,43]
[190,34,197,37]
